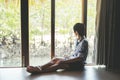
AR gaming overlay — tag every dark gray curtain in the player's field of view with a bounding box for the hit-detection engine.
[95,0,120,72]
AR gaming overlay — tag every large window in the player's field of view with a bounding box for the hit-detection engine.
[0,0,96,67]
[0,0,21,67]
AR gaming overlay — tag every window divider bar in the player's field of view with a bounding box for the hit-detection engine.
[51,0,55,59]
[21,0,29,67]
[82,0,87,36]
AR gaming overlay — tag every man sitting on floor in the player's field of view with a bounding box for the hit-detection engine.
[27,23,88,74]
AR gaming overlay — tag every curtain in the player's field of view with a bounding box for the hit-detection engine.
[95,0,120,72]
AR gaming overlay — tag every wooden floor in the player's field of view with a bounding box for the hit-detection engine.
[0,66,120,80]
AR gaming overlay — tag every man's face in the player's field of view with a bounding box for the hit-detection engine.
[74,31,78,37]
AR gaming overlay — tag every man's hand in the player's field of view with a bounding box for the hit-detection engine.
[55,59,65,65]
[51,57,65,64]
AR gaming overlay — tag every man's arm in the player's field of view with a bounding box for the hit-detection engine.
[61,39,88,64]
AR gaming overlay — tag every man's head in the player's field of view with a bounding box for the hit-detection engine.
[73,23,85,38]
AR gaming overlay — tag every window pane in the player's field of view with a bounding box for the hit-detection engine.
[87,0,97,63]
[0,0,21,67]
[29,0,51,66]
[55,0,82,57]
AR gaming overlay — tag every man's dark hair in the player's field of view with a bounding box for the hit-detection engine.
[73,23,85,37]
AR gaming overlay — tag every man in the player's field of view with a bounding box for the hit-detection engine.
[27,23,88,74]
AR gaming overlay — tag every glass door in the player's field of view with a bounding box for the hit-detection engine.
[86,0,97,64]
[55,0,82,58]
[29,0,51,66]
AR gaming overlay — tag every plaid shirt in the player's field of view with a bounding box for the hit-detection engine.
[70,38,88,61]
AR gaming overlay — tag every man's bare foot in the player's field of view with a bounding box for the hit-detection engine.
[27,66,42,74]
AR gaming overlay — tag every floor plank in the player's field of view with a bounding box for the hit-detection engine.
[0,66,120,80]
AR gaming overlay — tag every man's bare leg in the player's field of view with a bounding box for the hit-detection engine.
[27,58,64,73]
[41,63,69,73]
[37,58,65,70]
